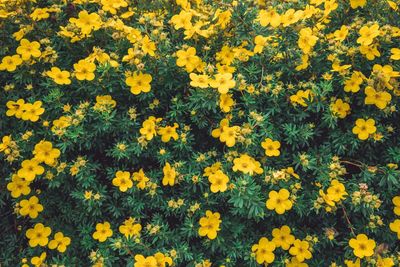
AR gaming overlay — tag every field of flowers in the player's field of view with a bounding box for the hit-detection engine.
[0,0,400,266]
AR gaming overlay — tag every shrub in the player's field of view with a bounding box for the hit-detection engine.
[1,0,400,266]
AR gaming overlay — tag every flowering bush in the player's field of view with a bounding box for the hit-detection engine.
[1,0,400,266]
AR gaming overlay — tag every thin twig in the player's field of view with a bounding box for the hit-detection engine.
[340,160,364,169]
[259,65,264,88]
[341,204,356,237]
[340,160,386,174]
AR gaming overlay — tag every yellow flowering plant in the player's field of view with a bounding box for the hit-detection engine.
[1,0,400,266]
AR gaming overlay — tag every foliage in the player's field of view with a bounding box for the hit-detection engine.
[1,0,400,266]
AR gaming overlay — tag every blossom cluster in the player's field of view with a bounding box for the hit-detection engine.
[1,0,400,266]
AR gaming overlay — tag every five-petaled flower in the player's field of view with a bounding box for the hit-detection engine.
[349,234,376,258]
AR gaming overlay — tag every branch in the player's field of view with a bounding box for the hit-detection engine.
[341,204,356,237]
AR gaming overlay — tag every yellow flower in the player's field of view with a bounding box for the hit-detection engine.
[266,189,293,214]
[189,73,210,88]
[326,180,348,202]
[357,24,380,46]
[290,89,313,107]
[46,67,71,85]
[349,234,376,258]
[332,61,352,73]
[212,118,230,138]
[94,95,117,111]
[0,55,23,72]
[364,86,392,110]
[389,219,400,239]
[126,72,152,95]
[352,118,377,140]
[101,0,128,14]
[158,123,179,142]
[393,196,400,215]
[219,125,240,147]
[344,72,363,93]
[281,9,302,27]
[198,210,221,240]
[209,73,236,94]
[289,239,312,262]
[170,10,193,30]
[350,0,367,9]
[84,190,92,200]
[132,169,150,189]
[30,8,50,21]
[285,167,300,179]
[272,225,295,250]
[70,165,79,176]
[331,99,350,118]
[332,25,349,42]
[141,35,156,56]
[387,163,398,169]
[286,257,310,267]
[261,138,281,157]
[119,217,142,239]
[377,256,395,267]
[17,159,45,181]
[251,237,276,264]
[74,60,96,81]
[0,135,12,154]
[359,44,380,60]
[162,162,176,186]
[208,170,229,193]
[296,54,309,71]
[373,132,383,141]
[372,64,399,90]
[31,252,46,267]
[216,46,235,65]
[19,196,43,219]
[219,93,234,113]
[232,154,263,175]
[21,101,45,122]
[26,223,52,247]
[134,255,157,267]
[390,48,400,60]
[140,116,161,140]
[69,10,102,35]
[345,259,360,267]
[154,252,173,267]
[298,28,318,54]
[33,140,60,165]
[254,35,269,54]
[176,47,201,72]
[215,9,232,29]
[112,171,133,192]
[7,174,31,198]
[48,232,71,253]
[16,39,41,60]
[204,162,222,177]
[319,188,335,207]
[216,63,236,74]
[257,9,281,28]
[93,221,113,242]
[387,1,398,10]
[6,99,25,118]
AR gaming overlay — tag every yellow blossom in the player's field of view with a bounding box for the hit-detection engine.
[46,67,71,85]
[352,118,377,140]
[16,39,41,60]
[198,210,221,240]
[162,162,176,186]
[266,189,293,214]
[126,72,152,95]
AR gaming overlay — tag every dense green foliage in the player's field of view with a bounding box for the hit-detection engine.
[1,0,400,266]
